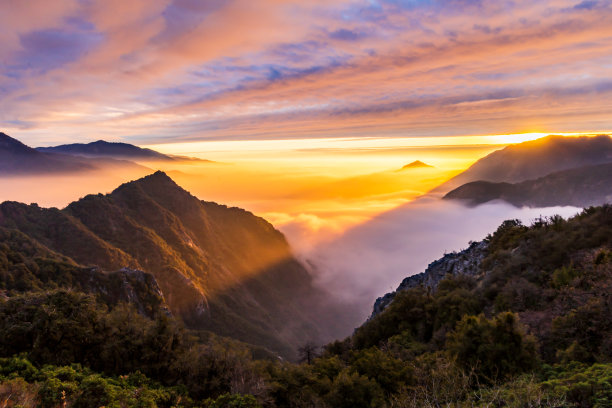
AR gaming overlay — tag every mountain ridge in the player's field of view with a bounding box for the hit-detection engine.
[435,134,612,192]
[444,162,612,207]
[0,132,149,175]
[37,139,211,162]
[0,170,344,358]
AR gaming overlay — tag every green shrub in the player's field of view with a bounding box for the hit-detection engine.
[446,312,538,383]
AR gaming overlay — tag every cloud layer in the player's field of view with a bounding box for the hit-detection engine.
[1,0,612,145]
[283,197,581,321]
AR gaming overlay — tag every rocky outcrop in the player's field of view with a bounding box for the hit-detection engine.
[80,267,169,318]
[371,240,488,318]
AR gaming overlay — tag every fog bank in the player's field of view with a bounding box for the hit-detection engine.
[281,197,581,323]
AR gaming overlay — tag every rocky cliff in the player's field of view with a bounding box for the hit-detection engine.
[371,240,488,318]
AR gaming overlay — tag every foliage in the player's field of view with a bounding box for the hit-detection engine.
[0,205,611,406]
[542,363,612,408]
[0,356,189,407]
[445,312,538,383]
[0,291,265,402]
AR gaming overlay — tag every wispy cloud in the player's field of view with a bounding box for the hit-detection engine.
[1,0,611,145]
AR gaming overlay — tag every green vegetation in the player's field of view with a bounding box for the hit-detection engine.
[0,205,611,406]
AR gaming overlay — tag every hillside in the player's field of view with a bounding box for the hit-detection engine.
[258,206,612,407]
[0,225,166,316]
[0,204,610,406]
[435,134,612,192]
[0,171,337,358]
[443,162,612,207]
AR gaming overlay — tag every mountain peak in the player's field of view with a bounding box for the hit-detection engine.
[147,170,174,182]
[400,160,433,170]
[118,171,179,191]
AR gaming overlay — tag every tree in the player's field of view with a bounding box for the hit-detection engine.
[298,342,320,364]
[446,312,538,383]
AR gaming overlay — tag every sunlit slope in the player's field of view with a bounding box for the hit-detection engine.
[0,171,344,358]
[435,135,612,193]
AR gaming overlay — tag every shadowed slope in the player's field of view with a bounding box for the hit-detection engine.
[444,162,612,207]
[0,132,151,176]
[0,132,93,174]
[0,171,333,358]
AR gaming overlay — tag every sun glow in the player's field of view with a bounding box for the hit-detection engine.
[144,132,604,159]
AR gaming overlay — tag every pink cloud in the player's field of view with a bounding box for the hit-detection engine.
[1,0,611,145]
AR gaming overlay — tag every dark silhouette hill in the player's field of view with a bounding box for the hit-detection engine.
[399,160,433,170]
[443,162,612,207]
[38,140,172,160]
[435,135,612,192]
[0,132,148,175]
[0,171,341,358]
[37,139,211,162]
[0,132,94,174]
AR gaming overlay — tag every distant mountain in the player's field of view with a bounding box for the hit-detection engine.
[38,140,172,160]
[444,162,612,207]
[435,135,612,192]
[37,139,210,162]
[0,132,149,175]
[0,171,339,358]
[0,132,94,174]
[399,160,433,170]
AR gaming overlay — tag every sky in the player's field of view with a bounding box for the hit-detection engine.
[1,0,612,148]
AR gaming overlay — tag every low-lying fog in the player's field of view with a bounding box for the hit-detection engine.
[279,197,581,324]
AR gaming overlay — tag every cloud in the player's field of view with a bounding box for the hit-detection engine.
[283,197,581,320]
[574,1,599,10]
[329,28,366,41]
[1,0,612,145]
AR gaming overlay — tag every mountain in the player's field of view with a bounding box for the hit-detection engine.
[38,140,173,160]
[0,132,94,174]
[0,171,338,358]
[399,160,433,170]
[435,134,612,192]
[443,162,612,207]
[37,139,210,162]
[1,195,610,407]
[0,132,149,175]
[241,206,611,407]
